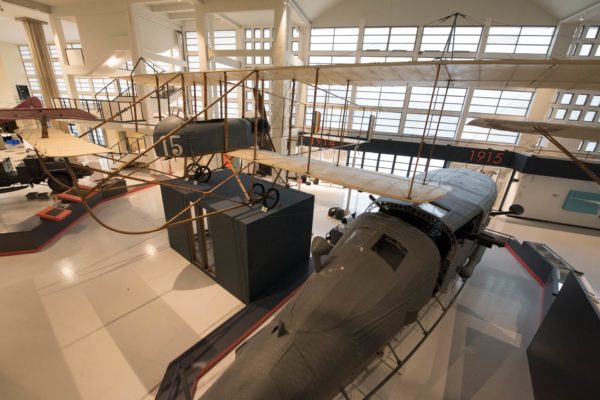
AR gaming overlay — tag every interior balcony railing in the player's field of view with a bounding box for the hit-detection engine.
[52,97,146,124]
[109,135,153,156]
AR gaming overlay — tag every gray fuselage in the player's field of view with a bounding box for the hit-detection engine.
[200,168,497,400]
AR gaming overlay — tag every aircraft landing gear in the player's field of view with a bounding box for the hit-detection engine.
[186,163,211,183]
[250,183,280,210]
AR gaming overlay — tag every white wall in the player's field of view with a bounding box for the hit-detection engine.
[52,1,136,74]
[511,174,600,229]
[0,43,29,107]
[134,6,183,63]
[313,0,558,26]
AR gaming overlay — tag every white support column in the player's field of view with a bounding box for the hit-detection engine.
[550,23,579,59]
[270,1,291,152]
[126,3,154,129]
[355,18,365,63]
[17,17,60,108]
[195,6,217,118]
[294,25,311,133]
[48,15,76,100]
[455,88,474,142]
[194,3,210,69]
[476,18,492,60]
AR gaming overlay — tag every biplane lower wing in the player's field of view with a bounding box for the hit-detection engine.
[17,128,112,157]
[227,149,449,203]
[468,118,600,142]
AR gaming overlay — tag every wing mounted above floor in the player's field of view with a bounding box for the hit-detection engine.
[227,149,449,203]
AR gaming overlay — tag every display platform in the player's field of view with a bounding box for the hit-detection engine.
[502,240,600,399]
[0,180,153,255]
[36,206,72,221]
[160,170,315,304]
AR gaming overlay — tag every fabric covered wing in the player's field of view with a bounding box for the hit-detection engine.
[131,59,600,90]
[468,118,600,142]
[227,149,449,203]
[0,108,98,121]
[18,128,111,157]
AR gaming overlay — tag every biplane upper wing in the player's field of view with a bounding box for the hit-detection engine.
[468,118,600,142]
[0,108,98,121]
[227,149,449,203]
[17,128,112,157]
[130,59,600,90]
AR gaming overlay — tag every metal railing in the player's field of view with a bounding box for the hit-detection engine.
[52,97,146,123]
[109,135,153,155]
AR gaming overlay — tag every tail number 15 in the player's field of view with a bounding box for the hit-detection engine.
[162,135,183,156]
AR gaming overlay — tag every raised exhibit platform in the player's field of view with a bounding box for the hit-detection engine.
[0,180,148,255]
[160,170,315,304]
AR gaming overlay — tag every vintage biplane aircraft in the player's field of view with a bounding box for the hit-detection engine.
[0,102,105,193]
[2,58,598,232]
[198,167,524,400]
[468,117,600,186]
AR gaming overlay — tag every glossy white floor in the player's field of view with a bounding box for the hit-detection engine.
[0,178,597,400]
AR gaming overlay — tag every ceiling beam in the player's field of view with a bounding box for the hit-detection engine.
[150,3,195,13]
[561,2,600,23]
[129,0,179,4]
[4,0,51,13]
[287,0,311,25]
[215,13,242,29]
[168,11,196,21]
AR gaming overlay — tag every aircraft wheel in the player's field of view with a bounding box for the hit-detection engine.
[193,166,211,183]
[186,163,201,179]
[185,163,196,177]
[263,188,280,209]
[251,183,265,200]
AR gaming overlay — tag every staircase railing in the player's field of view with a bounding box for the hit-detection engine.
[109,135,152,155]
[52,96,145,123]
[78,72,184,139]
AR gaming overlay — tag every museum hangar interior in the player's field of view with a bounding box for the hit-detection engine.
[0,0,599,399]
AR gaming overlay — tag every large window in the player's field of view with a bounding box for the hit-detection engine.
[88,128,106,146]
[19,46,41,100]
[291,27,300,54]
[373,111,402,134]
[485,26,555,54]
[420,26,482,53]
[244,27,273,66]
[351,110,375,131]
[404,114,458,139]
[18,44,70,103]
[461,119,520,144]
[308,55,355,65]
[408,87,467,112]
[359,56,412,63]
[310,27,359,52]
[355,86,406,108]
[212,30,236,50]
[362,27,417,52]
[184,31,200,71]
[570,25,600,57]
[307,84,352,105]
[469,89,533,116]
[547,91,600,124]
